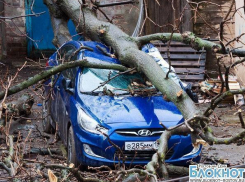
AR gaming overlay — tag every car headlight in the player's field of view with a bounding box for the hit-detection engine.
[182,144,201,157]
[77,108,108,134]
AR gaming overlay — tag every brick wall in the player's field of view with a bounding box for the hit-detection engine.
[0,2,3,60]
[94,1,140,35]
[4,0,26,58]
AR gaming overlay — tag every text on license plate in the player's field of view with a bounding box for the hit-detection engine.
[125,141,159,151]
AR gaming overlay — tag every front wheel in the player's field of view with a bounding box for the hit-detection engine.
[42,100,54,133]
[67,126,79,167]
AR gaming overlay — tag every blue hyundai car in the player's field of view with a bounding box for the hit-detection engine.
[42,40,202,167]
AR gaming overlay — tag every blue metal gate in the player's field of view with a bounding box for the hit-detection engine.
[25,0,79,56]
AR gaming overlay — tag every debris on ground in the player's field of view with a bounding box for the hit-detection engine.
[199,75,244,105]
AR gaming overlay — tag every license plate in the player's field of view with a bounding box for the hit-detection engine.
[125,141,159,151]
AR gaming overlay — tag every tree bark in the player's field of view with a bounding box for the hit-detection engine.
[44,0,71,46]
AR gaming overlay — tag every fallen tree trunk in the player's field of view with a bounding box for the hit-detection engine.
[46,0,245,120]
[43,0,72,47]
[56,0,200,120]
[55,0,245,120]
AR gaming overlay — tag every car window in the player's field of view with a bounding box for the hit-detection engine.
[58,45,77,62]
[80,68,152,94]
[58,45,78,88]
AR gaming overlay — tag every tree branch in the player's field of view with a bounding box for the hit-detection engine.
[136,32,245,56]
[0,12,45,20]
[238,109,245,129]
[94,0,137,8]
[199,127,245,145]
[0,59,127,100]
[204,88,245,117]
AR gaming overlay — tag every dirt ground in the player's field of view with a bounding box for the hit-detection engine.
[199,103,245,166]
[0,59,245,181]
[0,61,69,182]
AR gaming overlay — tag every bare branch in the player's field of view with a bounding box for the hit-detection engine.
[0,12,45,20]
[0,59,127,100]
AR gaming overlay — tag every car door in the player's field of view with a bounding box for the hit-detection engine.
[55,44,78,143]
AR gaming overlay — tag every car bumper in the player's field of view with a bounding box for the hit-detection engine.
[80,148,201,167]
[73,129,202,167]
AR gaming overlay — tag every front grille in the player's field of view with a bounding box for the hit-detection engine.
[116,129,164,137]
[119,148,174,161]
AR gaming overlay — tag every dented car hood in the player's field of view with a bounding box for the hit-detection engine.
[77,93,184,129]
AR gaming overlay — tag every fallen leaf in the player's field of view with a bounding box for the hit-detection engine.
[2,103,7,109]
[146,81,152,87]
[37,169,42,176]
[163,95,170,102]
[110,54,116,58]
[224,159,229,163]
[176,90,183,98]
[69,163,74,168]
[48,169,58,182]
[193,139,208,147]
[99,29,105,34]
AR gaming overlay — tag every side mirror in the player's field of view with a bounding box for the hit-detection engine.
[62,78,75,94]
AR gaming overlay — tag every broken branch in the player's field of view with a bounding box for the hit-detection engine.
[0,59,127,100]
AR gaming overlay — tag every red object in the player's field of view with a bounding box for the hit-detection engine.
[46,61,49,67]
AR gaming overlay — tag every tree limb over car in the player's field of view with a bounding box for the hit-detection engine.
[41,0,245,180]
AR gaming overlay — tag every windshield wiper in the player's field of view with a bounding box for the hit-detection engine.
[80,91,100,96]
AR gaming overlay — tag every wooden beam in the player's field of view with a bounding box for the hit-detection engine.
[180,0,193,32]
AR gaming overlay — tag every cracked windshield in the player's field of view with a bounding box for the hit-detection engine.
[80,68,156,95]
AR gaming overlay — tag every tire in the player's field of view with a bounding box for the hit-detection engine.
[67,126,78,166]
[42,100,54,133]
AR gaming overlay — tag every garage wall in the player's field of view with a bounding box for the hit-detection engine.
[3,0,26,58]
[192,0,235,77]
[192,0,245,86]
[193,0,235,40]
[144,0,193,34]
